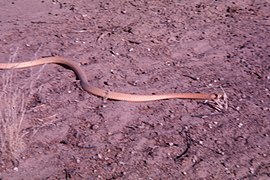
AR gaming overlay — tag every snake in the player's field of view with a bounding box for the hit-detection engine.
[0,56,223,102]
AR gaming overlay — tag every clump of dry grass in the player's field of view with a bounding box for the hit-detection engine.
[0,70,26,158]
[0,53,27,161]
[0,48,46,167]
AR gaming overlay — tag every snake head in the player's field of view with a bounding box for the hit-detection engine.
[207,92,228,112]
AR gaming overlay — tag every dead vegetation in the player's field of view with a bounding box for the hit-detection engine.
[0,49,45,170]
[0,52,26,167]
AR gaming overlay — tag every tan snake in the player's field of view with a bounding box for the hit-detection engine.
[0,57,225,104]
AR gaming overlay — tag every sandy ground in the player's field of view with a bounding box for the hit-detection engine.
[0,0,269,179]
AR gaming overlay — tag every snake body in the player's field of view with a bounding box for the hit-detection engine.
[0,57,221,102]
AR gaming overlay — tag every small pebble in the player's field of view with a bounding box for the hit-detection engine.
[249,167,255,174]
[97,154,103,159]
[238,123,243,128]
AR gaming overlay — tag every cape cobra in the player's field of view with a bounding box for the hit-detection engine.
[0,56,223,102]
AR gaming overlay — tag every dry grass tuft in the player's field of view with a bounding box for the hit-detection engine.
[0,47,46,169]
[0,70,26,158]
[0,51,27,161]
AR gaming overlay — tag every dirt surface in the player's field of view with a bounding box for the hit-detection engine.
[0,0,269,179]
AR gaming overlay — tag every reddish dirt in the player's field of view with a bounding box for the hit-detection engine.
[0,0,269,179]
